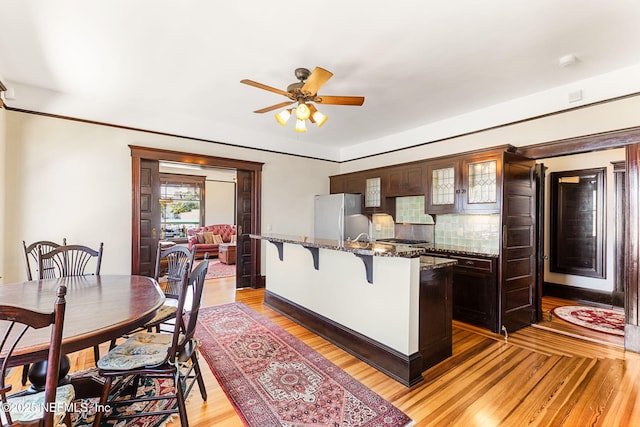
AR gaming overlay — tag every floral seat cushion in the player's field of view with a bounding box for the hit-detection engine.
[97,332,178,370]
[3,384,75,425]
[144,300,178,327]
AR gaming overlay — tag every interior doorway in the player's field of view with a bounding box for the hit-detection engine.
[129,145,264,289]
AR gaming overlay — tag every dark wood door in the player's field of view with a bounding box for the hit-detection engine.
[534,163,546,323]
[236,170,254,288]
[500,152,537,332]
[137,159,160,276]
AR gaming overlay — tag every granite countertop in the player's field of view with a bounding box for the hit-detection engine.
[251,233,428,259]
[426,243,499,258]
[419,256,457,270]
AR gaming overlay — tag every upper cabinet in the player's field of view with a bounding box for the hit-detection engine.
[426,152,502,214]
[386,165,424,196]
[329,171,388,214]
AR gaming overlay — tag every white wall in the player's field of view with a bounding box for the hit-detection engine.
[339,95,640,172]
[540,149,625,291]
[205,180,235,225]
[2,111,338,282]
[0,107,6,284]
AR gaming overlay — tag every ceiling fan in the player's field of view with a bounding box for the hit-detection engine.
[240,67,365,132]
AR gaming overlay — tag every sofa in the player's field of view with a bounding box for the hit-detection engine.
[187,224,237,259]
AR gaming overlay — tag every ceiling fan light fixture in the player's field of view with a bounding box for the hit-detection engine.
[308,103,328,127]
[275,108,292,126]
[295,103,311,120]
[294,119,307,133]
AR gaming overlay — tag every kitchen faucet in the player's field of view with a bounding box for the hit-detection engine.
[350,232,371,242]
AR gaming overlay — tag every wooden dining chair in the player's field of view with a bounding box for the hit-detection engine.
[37,243,105,362]
[144,243,197,333]
[22,238,67,281]
[37,243,103,279]
[92,259,209,427]
[0,285,74,427]
[20,238,67,386]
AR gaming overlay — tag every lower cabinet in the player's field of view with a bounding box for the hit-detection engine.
[425,253,498,333]
[419,267,453,371]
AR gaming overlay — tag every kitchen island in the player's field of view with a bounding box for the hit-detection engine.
[251,233,456,386]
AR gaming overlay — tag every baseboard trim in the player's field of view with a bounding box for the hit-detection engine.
[543,282,621,308]
[264,290,423,387]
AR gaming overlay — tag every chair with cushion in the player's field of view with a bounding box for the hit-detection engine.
[37,243,105,362]
[23,238,67,281]
[92,259,209,427]
[0,285,74,427]
[144,243,197,333]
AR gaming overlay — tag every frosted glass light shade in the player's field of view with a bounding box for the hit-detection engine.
[312,110,327,127]
[294,119,307,132]
[295,103,311,120]
[275,109,291,126]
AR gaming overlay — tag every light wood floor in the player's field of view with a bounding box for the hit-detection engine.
[10,279,640,426]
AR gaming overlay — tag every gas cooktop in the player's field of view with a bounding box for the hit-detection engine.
[375,238,433,246]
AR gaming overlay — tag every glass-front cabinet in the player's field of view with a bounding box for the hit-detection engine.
[426,153,501,214]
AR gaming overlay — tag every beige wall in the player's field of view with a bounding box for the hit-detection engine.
[541,149,625,292]
[339,95,640,172]
[2,111,338,282]
[205,180,235,225]
[0,107,6,284]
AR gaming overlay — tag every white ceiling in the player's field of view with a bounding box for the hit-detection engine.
[1,1,640,162]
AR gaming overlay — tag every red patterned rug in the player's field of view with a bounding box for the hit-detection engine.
[205,259,236,279]
[196,302,414,426]
[552,305,625,336]
[69,369,174,426]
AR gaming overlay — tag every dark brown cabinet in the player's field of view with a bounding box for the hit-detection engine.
[425,152,502,214]
[419,266,453,371]
[386,165,424,196]
[423,252,498,332]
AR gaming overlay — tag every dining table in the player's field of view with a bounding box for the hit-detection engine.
[0,274,165,394]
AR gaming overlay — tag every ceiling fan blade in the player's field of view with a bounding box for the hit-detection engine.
[253,101,294,114]
[301,67,333,96]
[240,79,291,98]
[314,95,365,106]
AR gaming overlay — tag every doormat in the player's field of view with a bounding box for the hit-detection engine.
[196,302,414,427]
[552,305,625,336]
[69,369,175,427]
[205,259,236,279]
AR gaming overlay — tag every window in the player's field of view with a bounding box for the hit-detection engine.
[160,173,205,239]
[550,168,605,278]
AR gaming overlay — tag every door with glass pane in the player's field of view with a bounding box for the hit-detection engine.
[425,159,459,214]
[460,153,502,213]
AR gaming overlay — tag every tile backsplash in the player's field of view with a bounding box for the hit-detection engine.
[395,196,435,224]
[434,214,500,254]
[371,214,395,239]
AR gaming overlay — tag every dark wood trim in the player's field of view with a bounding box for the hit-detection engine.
[543,282,620,308]
[130,146,263,285]
[516,127,640,160]
[263,290,424,387]
[613,161,626,307]
[626,144,640,351]
[130,145,263,171]
[6,107,340,163]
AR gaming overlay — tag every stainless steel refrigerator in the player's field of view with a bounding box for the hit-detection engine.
[314,193,370,241]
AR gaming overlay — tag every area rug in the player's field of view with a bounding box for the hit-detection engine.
[552,305,625,336]
[69,369,175,427]
[205,259,236,279]
[196,302,414,427]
